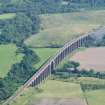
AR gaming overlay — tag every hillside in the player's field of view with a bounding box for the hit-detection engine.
[25,10,105,47]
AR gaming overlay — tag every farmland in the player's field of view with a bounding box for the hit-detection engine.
[10,79,86,105]
[9,77,105,105]
[0,44,23,78]
[86,89,105,105]
[71,47,105,71]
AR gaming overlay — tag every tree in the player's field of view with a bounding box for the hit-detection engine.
[63,61,74,69]
[63,61,80,71]
[0,13,40,44]
[70,61,80,72]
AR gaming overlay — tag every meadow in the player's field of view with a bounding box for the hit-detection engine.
[0,44,23,78]
[25,10,105,47]
[9,77,105,105]
[10,79,85,105]
[86,89,105,105]
[0,13,16,20]
[78,77,105,105]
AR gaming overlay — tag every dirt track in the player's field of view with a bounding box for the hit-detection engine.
[31,98,87,105]
[71,47,105,71]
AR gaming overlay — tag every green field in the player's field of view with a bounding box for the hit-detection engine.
[0,13,16,20]
[9,77,105,105]
[33,48,59,69]
[25,10,105,47]
[10,79,84,105]
[77,77,105,85]
[0,44,23,78]
[81,77,105,105]
[36,80,83,98]
[62,76,105,85]
[86,89,105,105]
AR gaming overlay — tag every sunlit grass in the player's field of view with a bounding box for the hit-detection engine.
[32,48,59,69]
[0,44,23,78]
[86,89,105,105]
[0,13,16,20]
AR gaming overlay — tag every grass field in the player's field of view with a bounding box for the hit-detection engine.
[0,44,23,78]
[80,77,105,105]
[62,77,105,85]
[10,79,85,105]
[77,77,105,85]
[0,13,16,20]
[36,80,83,98]
[86,89,105,105]
[25,10,105,47]
[9,77,105,105]
[32,48,59,69]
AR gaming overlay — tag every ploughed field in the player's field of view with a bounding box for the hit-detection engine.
[71,47,105,71]
[25,10,105,47]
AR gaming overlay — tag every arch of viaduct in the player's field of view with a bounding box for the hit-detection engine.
[4,26,105,105]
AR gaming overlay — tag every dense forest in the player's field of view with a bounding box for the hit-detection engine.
[0,0,105,14]
[0,0,105,103]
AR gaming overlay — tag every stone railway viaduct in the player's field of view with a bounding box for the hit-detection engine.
[22,32,90,87]
[3,26,105,105]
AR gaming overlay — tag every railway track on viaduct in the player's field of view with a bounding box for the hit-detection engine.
[3,26,105,105]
